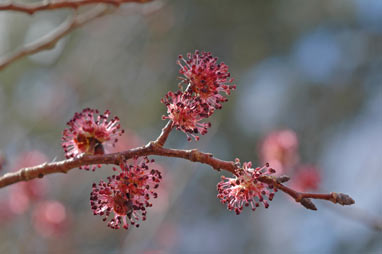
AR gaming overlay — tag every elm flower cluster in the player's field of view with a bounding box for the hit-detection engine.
[162,50,235,141]
[90,157,162,230]
[161,91,211,141]
[62,108,124,170]
[178,50,236,111]
[217,160,277,215]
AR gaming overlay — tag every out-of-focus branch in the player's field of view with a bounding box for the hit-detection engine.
[0,0,154,71]
[324,204,382,231]
[0,5,110,71]
[0,0,151,15]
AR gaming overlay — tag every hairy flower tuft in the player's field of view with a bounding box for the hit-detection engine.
[178,50,236,112]
[62,108,124,170]
[90,157,162,230]
[217,160,276,215]
[161,91,211,141]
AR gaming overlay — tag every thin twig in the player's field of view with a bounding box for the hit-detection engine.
[153,120,173,147]
[0,0,152,15]
[258,175,355,210]
[0,5,111,71]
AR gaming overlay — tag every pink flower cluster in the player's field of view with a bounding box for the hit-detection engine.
[2,151,69,237]
[32,200,68,238]
[9,151,48,215]
[90,157,162,230]
[178,51,236,110]
[259,129,321,191]
[62,108,124,170]
[259,129,299,175]
[217,160,277,214]
[162,50,236,141]
[161,91,211,141]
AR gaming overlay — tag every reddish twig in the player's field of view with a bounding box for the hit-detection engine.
[0,0,151,15]
[0,122,354,212]
[153,120,173,147]
[258,175,355,210]
[0,142,236,188]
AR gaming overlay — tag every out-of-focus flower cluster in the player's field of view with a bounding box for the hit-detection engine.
[259,129,321,192]
[217,160,277,214]
[32,200,68,238]
[9,151,48,215]
[259,130,299,174]
[162,50,236,141]
[0,151,69,238]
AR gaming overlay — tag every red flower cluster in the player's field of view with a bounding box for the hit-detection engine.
[90,157,162,230]
[178,50,236,111]
[217,160,276,215]
[161,91,211,141]
[62,108,124,170]
[61,110,164,230]
[162,50,235,141]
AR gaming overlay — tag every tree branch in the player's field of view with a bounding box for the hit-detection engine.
[0,0,154,71]
[0,122,354,212]
[0,143,236,188]
[0,0,152,15]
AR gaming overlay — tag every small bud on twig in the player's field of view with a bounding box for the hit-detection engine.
[277,175,290,183]
[300,198,317,210]
[331,192,355,206]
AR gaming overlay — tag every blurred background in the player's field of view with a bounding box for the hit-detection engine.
[0,0,381,253]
